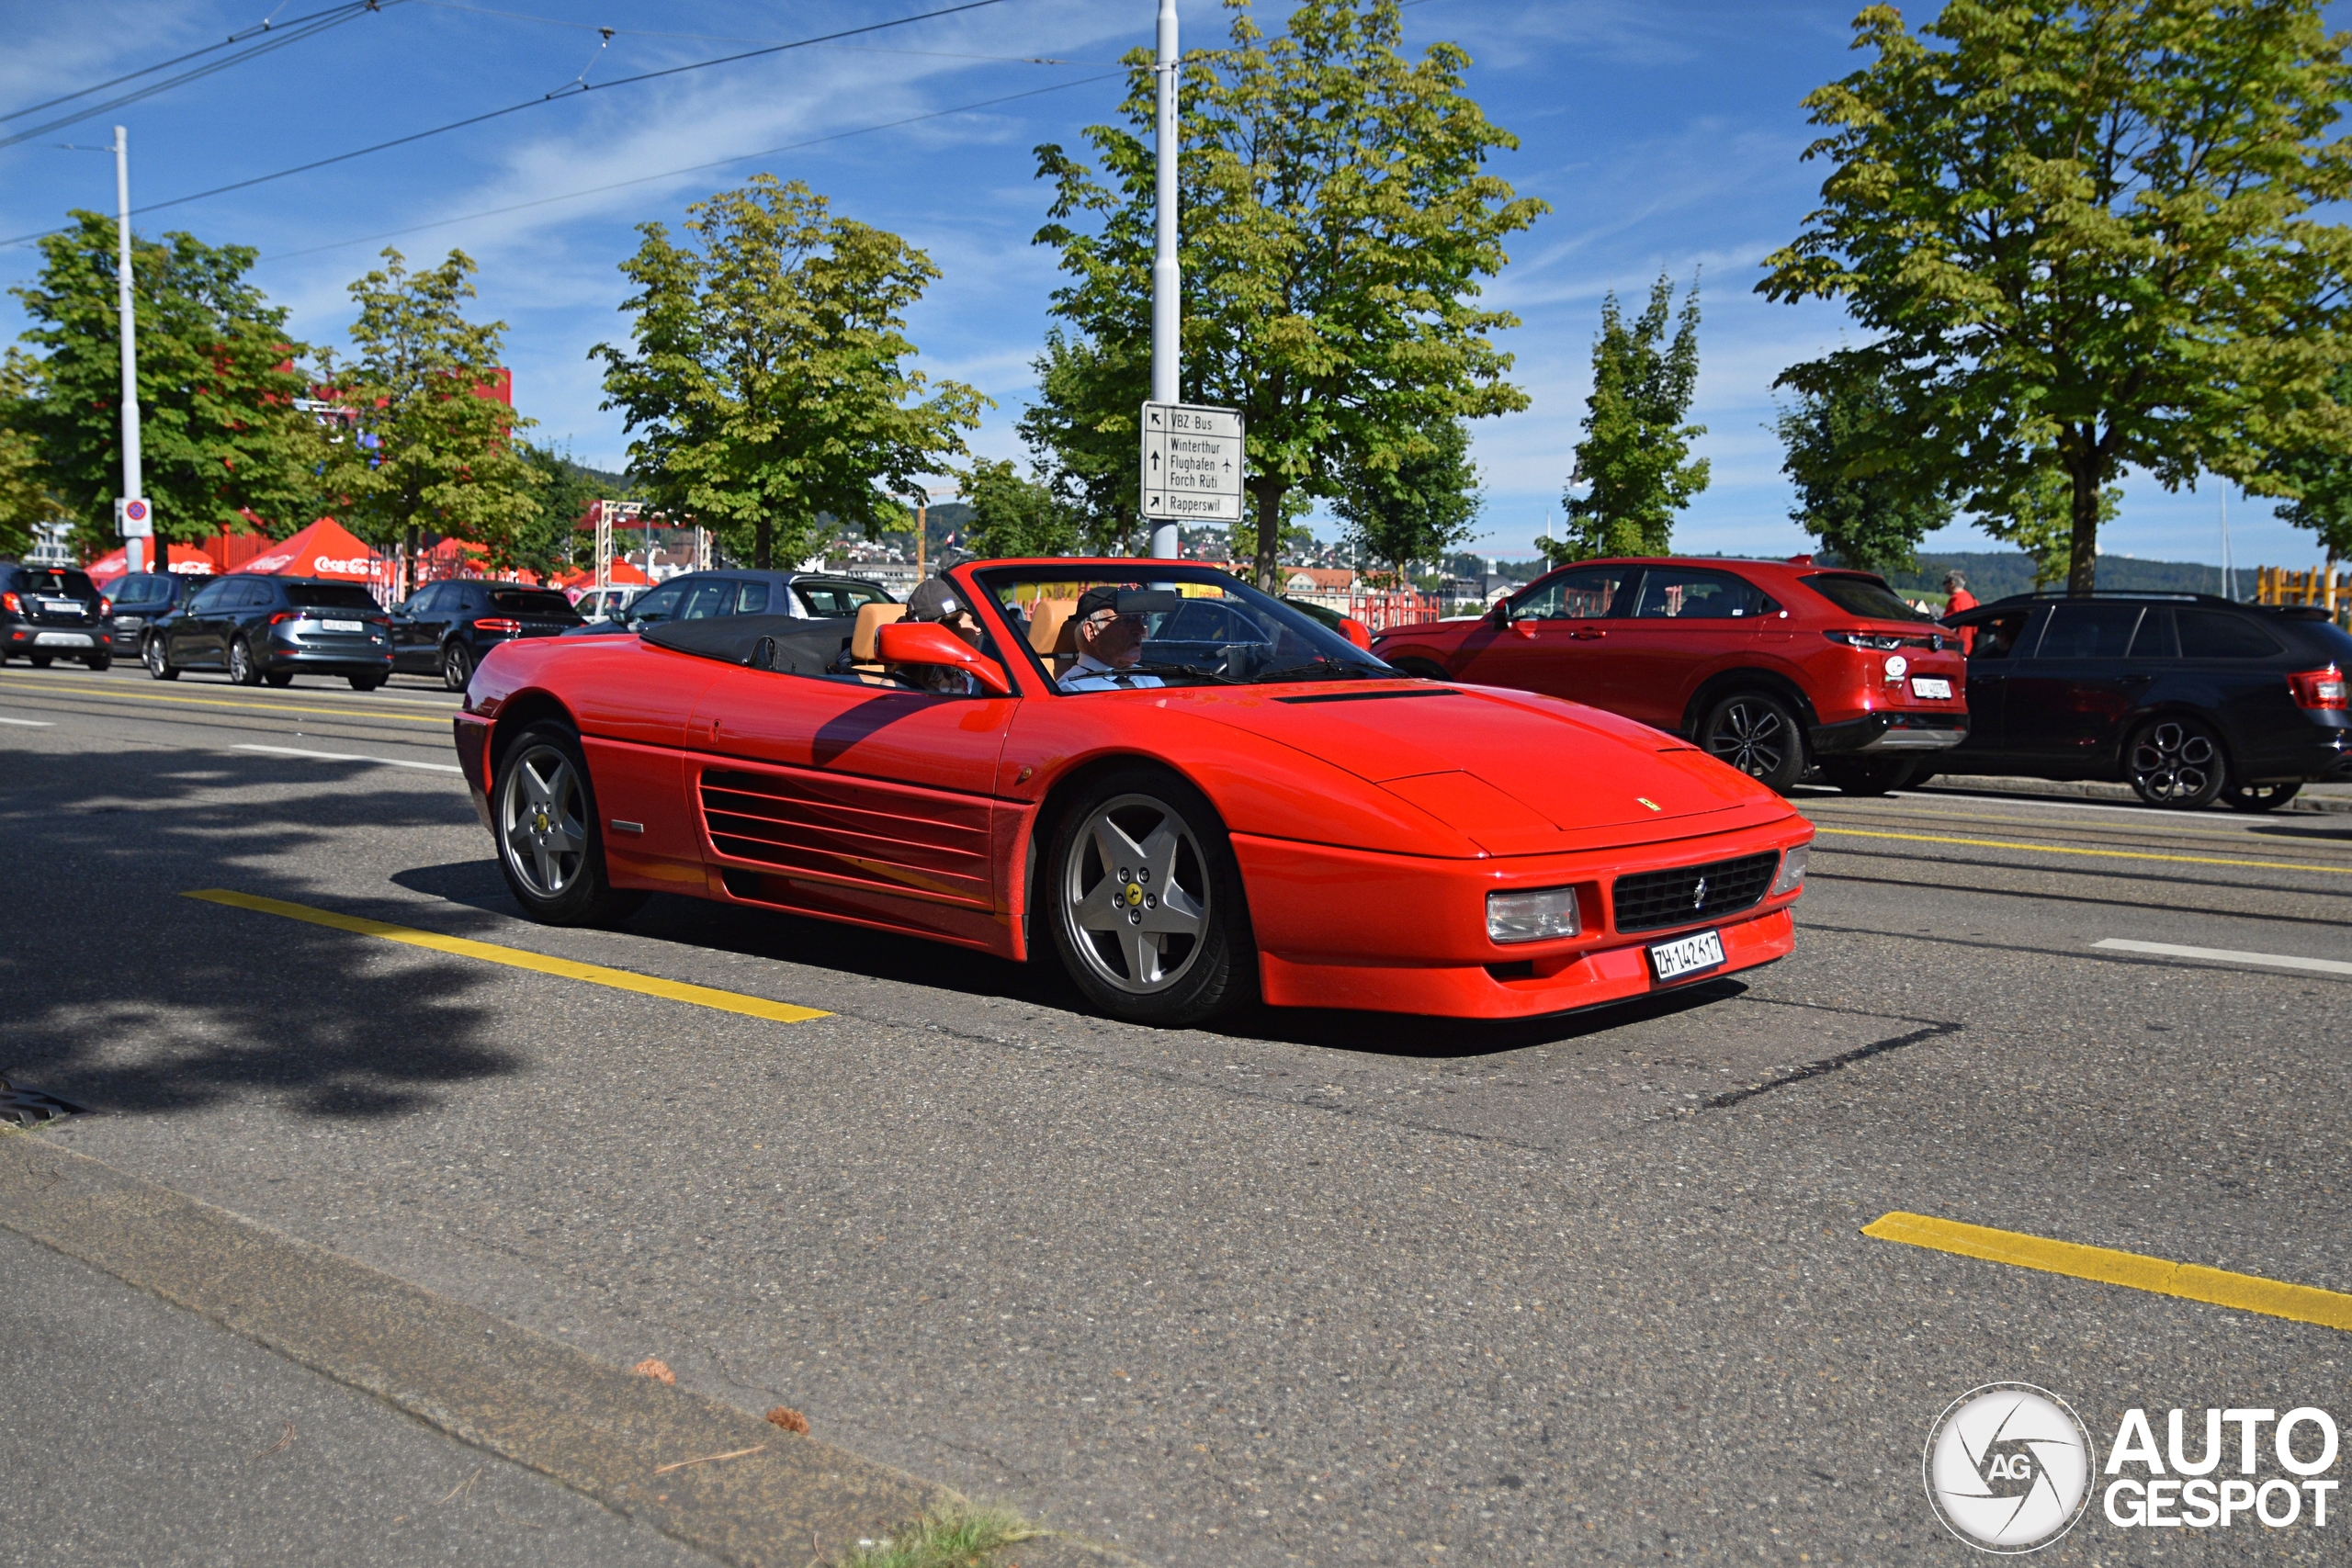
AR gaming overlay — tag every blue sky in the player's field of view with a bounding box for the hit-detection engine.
[0,0,2326,573]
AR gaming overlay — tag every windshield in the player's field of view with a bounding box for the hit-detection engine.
[1803,572,1928,623]
[285,582,383,610]
[112,573,178,606]
[974,565,1394,692]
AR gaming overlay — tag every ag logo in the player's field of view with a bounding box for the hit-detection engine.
[1923,1383,2095,1553]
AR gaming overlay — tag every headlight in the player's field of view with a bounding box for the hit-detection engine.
[1487,886,1579,944]
[1770,845,1808,896]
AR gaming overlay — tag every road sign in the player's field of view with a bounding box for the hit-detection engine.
[115,496,152,538]
[1141,401,1244,523]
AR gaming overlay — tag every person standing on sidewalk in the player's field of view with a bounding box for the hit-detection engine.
[1942,570,1979,653]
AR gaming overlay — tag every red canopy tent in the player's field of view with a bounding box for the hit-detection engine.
[85,543,218,584]
[241,518,382,581]
[554,558,651,591]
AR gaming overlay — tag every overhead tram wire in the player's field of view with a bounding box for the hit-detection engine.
[0,0,1011,250]
[0,1,405,151]
[0,0,382,123]
[258,70,1125,264]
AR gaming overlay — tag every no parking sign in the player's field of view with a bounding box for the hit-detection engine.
[115,496,152,538]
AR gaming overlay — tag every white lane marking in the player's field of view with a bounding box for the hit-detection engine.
[232,743,462,775]
[2094,938,2352,976]
[0,716,55,727]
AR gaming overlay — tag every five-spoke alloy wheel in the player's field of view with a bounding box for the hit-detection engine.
[2127,716,2227,809]
[492,721,646,926]
[1047,767,1251,1027]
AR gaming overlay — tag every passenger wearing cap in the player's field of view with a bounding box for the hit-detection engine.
[892,578,986,694]
[1058,585,1166,693]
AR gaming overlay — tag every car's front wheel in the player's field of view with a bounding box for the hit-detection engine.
[493,721,646,927]
[442,642,474,692]
[143,636,178,680]
[1698,691,1807,794]
[2127,716,2227,809]
[2222,780,2301,814]
[1046,767,1253,1028]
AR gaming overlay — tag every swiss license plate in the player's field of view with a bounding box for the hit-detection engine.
[322,618,365,633]
[36,598,80,615]
[115,615,143,627]
[1909,676,1953,700]
[32,631,93,648]
[1648,928,1725,982]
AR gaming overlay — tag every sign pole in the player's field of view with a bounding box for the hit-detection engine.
[115,126,147,575]
[1148,0,1181,559]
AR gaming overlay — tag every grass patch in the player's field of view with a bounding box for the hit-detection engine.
[836,1503,1046,1568]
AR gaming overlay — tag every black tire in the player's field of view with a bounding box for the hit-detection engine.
[28,655,52,668]
[228,635,263,686]
[85,651,111,671]
[143,635,179,680]
[264,671,293,688]
[1045,765,1254,1028]
[1697,690,1808,794]
[2126,716,2227,809]
[1816,757,1918,796]
[348,674,386,692]
[442,641,474,693]
[2222,780,2301,814]
[492,721,647,927]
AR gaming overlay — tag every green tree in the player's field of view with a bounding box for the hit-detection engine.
[315,249,541,570]
[0,351,61,558]
[1335,416,1482,585]
[1033,0,1544,591]
[1773,367,1952,574]
[1540,273,1708,564]
[506,440,607,580]
[1016,329,1148,555]
[9,211,316,558]
[594,175,983,570]
[2261,366,2352,571]
[1980,459,2121,591]
[962,457,1080,559]
[1759,0,2352,596]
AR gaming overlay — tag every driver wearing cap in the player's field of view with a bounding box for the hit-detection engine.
[1058,585,1166,693]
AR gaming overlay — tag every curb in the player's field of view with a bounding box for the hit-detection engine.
[0,1132,1142,1568]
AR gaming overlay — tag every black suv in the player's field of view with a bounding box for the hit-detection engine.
[0,561,113,670]
[103,570,196,660]
[390,580,582,690]
[1936,592,2352,810]
[144,575,395,689]
[563,570,896,637]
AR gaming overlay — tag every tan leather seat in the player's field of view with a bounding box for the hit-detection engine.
[1026,598,1077,656]
[849,602,907,663]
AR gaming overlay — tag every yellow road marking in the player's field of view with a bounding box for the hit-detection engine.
[183,889,831,1024]
[1864,1212,2352,1332]
[0,676,445,725]
[17,670,462,711]
[1814,825,2352,875]
[1804,800,2338,849]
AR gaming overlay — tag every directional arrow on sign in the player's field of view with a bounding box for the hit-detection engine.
[1148,408,1165,428]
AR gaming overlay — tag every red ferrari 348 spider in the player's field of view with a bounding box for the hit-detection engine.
[452,559,1814,1027]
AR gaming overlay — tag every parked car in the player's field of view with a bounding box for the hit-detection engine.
[571,584,645,623]
[1371,557,1971,794]
[1932,592,2352,811]
[455,558,1813,1028]
[1280,595,1374,649]
[101,570,198,660]
[390,580,584,690]
[143,575,394,689]
[0,561,113,670]
[562,570,898,637]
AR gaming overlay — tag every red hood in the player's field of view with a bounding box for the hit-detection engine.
[1154,682,1781,852]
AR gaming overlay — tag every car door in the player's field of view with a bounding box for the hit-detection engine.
[390,582,442,671]
[175,578,240,667]
[1452,564,1634,705]
[2005,601,2145,766]
[622,580,688,630]
[684,660,1021,950]
[1949,607,2038,760]
[1609,566,1777,731]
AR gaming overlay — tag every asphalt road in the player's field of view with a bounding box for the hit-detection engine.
[3,658,2347,1566]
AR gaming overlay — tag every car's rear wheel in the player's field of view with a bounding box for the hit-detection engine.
[2222,780,2301,814]
[228,635,263,686]
[1816,757,1917,795]
[1698,691,1807,794]
[85,651,110,671]
[348,674,386,692]
[1046,767,1253,1028]
[2126,716,2226,809]
[28,655,52,668]
[442,642,474,693]
[143,636,178,680]
[264,671,293,688]
[493,721,646,927]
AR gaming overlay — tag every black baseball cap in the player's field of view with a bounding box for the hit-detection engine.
[905,579,966,621]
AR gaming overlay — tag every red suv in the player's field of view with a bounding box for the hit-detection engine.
[1372,557,1970,793]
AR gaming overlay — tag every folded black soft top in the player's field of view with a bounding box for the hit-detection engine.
[640,613,856,675]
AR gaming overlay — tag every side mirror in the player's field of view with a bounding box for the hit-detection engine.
[876,620,1013,695]
[1337,615,1373,650]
